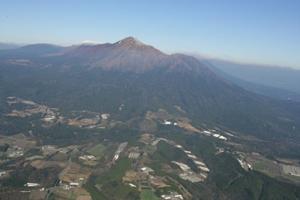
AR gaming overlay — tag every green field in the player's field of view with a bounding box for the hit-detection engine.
[87,143,106,159]
[86,158,140,200]
[140,190,159,200]
[96,157,131,184]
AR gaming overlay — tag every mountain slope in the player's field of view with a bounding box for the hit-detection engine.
[0,42,21,50]
[0,43,64,59]
[0,37,299,142]
[199,60,300,102]
[207,59,300,95]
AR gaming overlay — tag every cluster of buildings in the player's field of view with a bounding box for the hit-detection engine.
[163,120,178,126]
[128,147,141,159]
[6,96,59,126]
[113,142,128,162]
[0,171,7,177]
[42,108,57,123]
[24,182,40,187]
[67,112,111,129]
[6,97,111,130]
[79,154,97,161]
[202,130,228,141]
[235,152,253,171]
[171,161,206,183]
[101,113,110,120]
[58,164,90,191]
[59,179,84,190]
[156,138,210,183]
[161,116,230,142]
[6,97,56,119]
[161,192,184,200]
[41,145,57,155]
[6,145,24,158]
[123,165,181,198]
[149,135,210,183]
[237,158,253,171]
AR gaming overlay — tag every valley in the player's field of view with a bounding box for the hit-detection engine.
[1,96,300,200]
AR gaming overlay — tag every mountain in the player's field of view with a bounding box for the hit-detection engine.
[205,59,300,97]
[0,42,21,50]
[198,59,300,102]
[61,37,167,72]
[0,43,64,59]
[0,37,300,143]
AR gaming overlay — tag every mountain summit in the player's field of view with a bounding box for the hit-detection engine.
[57,37,170,72]
[115,36,145,47]
[58,37,220,73]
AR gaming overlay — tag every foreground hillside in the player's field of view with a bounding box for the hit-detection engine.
[0,97,299,200]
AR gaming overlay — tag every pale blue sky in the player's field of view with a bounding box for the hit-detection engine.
[0,0,299,68]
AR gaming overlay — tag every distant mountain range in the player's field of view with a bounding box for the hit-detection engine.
[0,37,300,142]
[0,42,22,50]
[200,58,300,101]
